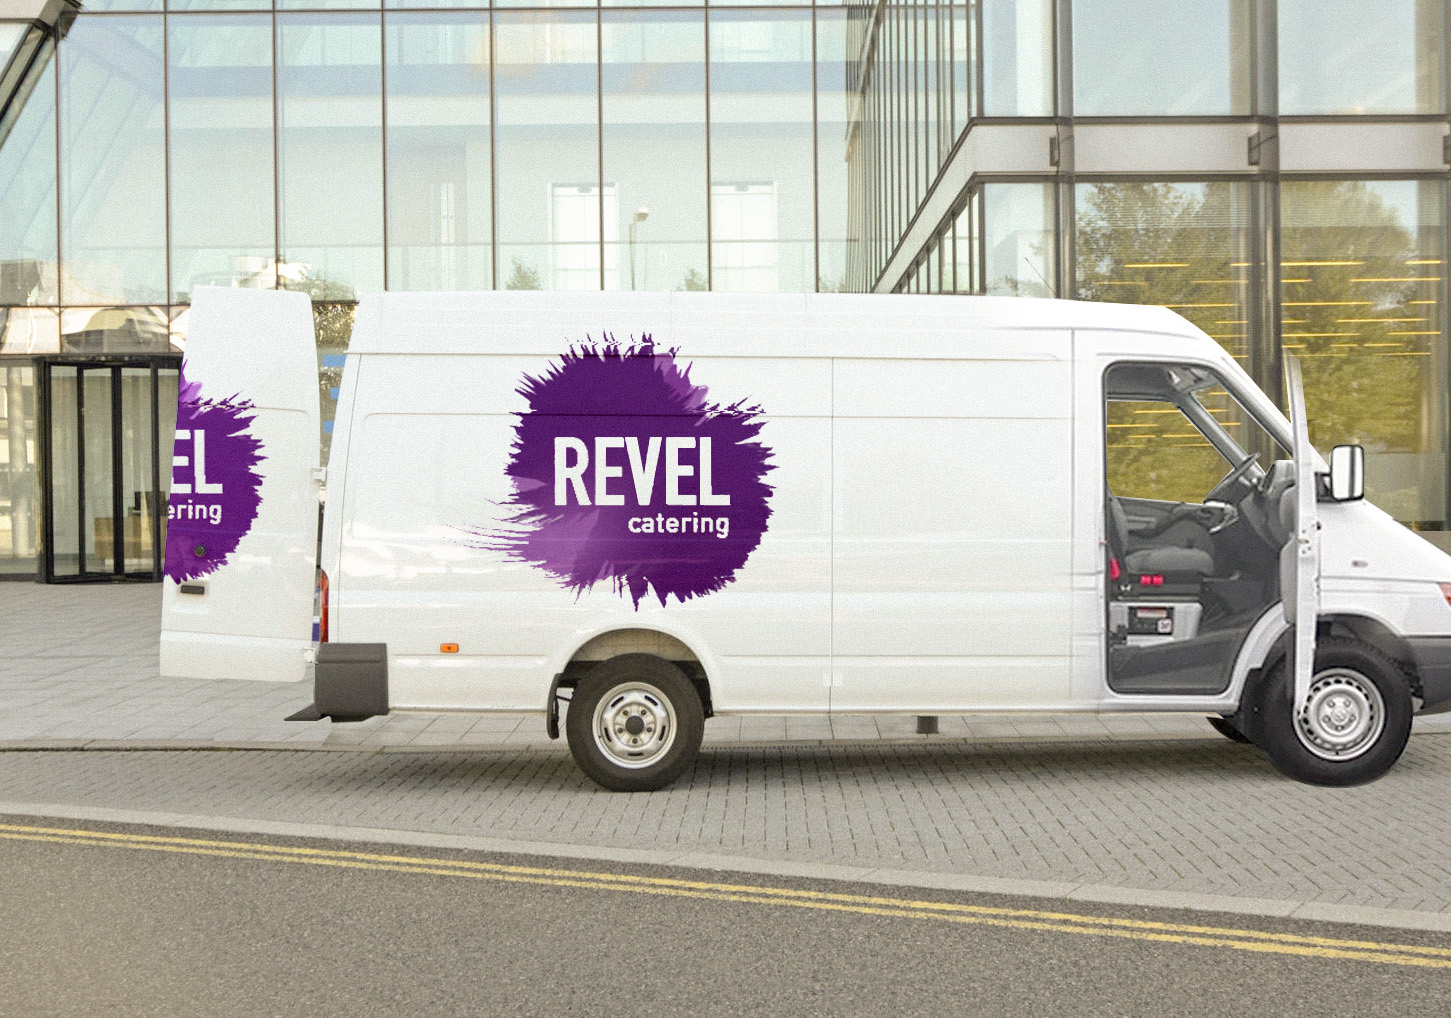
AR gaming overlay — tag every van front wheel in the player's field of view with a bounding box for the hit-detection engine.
[566,654,704,792]
[1255,637,1413,786]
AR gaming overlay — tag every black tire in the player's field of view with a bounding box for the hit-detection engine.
[1206,715,1251,743]
[565,654,704,792]
[1250,636,1413,787]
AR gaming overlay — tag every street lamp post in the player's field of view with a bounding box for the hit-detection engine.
[0,0,77,150]
[628,207,649,290]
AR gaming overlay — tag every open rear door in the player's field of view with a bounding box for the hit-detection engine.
[1281,355,1320,707]
[160,287,320,681]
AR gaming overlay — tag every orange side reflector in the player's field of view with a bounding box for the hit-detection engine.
[440,643,459,654]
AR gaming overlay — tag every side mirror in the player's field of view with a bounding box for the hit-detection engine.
[1328,444,1365,501]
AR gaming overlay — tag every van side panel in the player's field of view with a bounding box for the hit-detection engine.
[336,352,833,713]
[669,356,832,711]
[829,343,1075,710]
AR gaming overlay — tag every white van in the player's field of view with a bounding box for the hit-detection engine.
[160,287,1451,791]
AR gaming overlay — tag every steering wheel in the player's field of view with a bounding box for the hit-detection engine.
[1205,452,1260,504]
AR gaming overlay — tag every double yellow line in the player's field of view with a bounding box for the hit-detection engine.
[3,820,1449,970]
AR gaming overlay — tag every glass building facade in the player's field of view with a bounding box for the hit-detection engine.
[863,0,1451,548]
[0,0,853,577]
[0,0,1449,579]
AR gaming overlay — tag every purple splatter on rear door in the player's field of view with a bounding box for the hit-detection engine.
[164,365,266,583]
[481,337,774,608]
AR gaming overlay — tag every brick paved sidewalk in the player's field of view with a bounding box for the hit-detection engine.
[5,582,1450,750]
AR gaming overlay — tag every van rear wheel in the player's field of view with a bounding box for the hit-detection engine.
[566,654,704,792]
[1254,637,1412,786]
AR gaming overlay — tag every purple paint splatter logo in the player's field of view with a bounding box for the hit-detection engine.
[486,337,774,608]
[164,365,266,583]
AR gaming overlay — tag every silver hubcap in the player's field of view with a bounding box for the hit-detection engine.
[592,682,677,769]
[1295,668,1385,761]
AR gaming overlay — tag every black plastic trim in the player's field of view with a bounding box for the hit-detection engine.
[1408,637,1451,714]
[546,672,565,740]
[300,642,389,722]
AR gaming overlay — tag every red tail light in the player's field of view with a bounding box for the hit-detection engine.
[1109,557,1121,581]
[1139,574,1164,587]
[319,569,330,643]
[1439,582,1451,609]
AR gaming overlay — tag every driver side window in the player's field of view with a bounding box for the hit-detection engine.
[1106,398,1233,504]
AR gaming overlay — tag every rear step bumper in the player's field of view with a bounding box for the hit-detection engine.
[287,642,389,722]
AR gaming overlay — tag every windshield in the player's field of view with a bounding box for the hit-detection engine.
[1106,363,1289,505]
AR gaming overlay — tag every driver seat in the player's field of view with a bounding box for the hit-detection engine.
[1107,493,1215,577]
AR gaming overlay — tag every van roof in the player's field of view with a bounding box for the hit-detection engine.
[348,291,1213,360]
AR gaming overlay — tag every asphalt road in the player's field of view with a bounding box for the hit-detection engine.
[2,816,1450,1018]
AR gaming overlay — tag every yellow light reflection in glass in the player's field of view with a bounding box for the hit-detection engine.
[1122,262,1190,268]
[1281,260,1364,266]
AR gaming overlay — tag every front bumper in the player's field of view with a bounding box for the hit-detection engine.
[1408,636,1451,714]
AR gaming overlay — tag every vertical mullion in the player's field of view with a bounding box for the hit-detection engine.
[945,0,952,155]
[896,4,905,242]
[596,9,605,291]
[272,10,282,289]
[976,186,985,292]
[489,11,498,290]
[907,0,915,216]
[151,364,161,579]
[704,9,713,291]
[110,366,122,576]
[53,38,63,307]
[933,0,941,166]
[909,1,918,216]
[1442,174,1451,530]
[163,11,173,305]
[811,6,819,292]
[380,11,390,291]
[38,365,52,581]
[899,2,911,218]
[75,367,85,577]
[885,10,892,250]
[973,0,984,118]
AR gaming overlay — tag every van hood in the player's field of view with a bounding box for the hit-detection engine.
[1320,499,1451,584]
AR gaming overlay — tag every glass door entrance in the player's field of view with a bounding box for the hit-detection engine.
[40,358,179,582]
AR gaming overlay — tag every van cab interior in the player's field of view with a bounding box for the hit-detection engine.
[1104,362,1293,695]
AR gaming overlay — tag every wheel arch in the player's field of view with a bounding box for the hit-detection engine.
[551,626,714,718]
[1230,605,1423,710]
